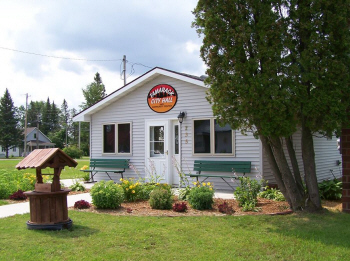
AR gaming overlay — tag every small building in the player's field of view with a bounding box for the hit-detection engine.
[73,67,341,190]
[23,127,55,155]
[0,127,55,158]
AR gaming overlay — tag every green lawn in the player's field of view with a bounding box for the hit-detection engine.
[0,158,89,179]
[0,210,348,260]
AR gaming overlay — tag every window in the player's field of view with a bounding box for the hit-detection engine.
[34,133,37,139]
[1,147,5,152]
[13,147,16,152]
[103,124,115,153]
[103,123,131,154]
[150,126,164,157]
[193,119,235,156]
[118,123,131,153]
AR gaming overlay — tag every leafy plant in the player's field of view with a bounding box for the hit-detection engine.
[318,179,342,200]
[63,145,83,159]
[258,186,285,201]
[173,202,188,212]
[218,201,235,215]
[82,172,91,182]
[149,187,173,210]
[69,181,86,192]
[119,178,142,202]
[74,200,91,209]
[90,181,124,209]
[234,177,262,211]
[9,190,27,200]
[137,183,156,200]
[188,182,215,210]
[178,187,191,201]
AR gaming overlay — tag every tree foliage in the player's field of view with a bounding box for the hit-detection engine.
[0,89,22,158]
[193,0,350,211]
[81,72,106,110]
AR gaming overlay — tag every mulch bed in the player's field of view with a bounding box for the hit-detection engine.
[4,189,342,216]
[71,197,292,216]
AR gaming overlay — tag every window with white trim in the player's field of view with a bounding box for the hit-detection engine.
[103,123,132,154]
[193,119,235,156]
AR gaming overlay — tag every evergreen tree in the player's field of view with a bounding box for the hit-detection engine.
[81,72,107,109]
[60,99,70,147]
[41,98,51,135]
[0,89,22,158]
[193,0,350,211]
[50,101,60,133]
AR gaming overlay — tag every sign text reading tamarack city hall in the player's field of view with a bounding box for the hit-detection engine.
[147,84,178,113]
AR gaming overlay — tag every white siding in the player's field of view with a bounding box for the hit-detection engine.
[262,131,341,184]
[90,75,261,190]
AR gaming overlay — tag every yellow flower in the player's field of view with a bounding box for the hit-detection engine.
[126,188,129,191]
[129,185,133,189]
[193,182,197,185]
[202,182,206,186]
[132,190,135,194]
[207,182,211,186]
[209,188,213,191]
[156,183,160,186]
[120,178,123,181]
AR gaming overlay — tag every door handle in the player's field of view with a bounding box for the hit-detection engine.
[165,150,168,155]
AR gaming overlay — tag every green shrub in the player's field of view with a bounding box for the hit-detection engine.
[258,186,285,201]
[138,183,157,200]
[149,187,173,209]
[234,177,262,211]
[63,146,83,159]
[318,179,342,200]
[188,182,215,210]
[90,181,124,209]
[69,181,86,192]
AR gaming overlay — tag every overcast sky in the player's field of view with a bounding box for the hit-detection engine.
[0,0,206,111]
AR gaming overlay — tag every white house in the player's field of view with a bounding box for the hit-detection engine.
[73,67,341,190]
[0,127,55,158]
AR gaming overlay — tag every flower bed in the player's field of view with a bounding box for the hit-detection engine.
[70,197,291,216]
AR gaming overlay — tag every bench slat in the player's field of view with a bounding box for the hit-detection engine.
[81,158,130,182]
[184,160,252,190]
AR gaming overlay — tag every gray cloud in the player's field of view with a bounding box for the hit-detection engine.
[12,0,204,77]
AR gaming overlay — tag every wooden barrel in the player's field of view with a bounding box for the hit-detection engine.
[24,189,70,225]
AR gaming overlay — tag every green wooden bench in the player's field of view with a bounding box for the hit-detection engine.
[81,158,130,182]
[184,160,252,190]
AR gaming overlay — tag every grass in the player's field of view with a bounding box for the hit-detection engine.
[0,210,349,260]
[0,158,89,179]
[0,199,9,206]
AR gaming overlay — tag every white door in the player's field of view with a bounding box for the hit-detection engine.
[145,120,169,183]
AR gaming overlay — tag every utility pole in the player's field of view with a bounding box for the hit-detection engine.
[24,93,28,157]
[123,55,126,86]
[78,121,81,149]
[36,114,39,149]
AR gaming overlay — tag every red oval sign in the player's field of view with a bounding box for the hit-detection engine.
[147,84,178,113]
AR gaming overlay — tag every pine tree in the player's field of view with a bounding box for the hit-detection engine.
[81,72,107,109]
[0,89,22,158]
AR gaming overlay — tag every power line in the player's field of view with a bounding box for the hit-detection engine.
[0,46,123,62]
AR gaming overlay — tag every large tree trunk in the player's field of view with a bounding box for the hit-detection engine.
[301,122,322,211]
[260,135,291,205]
[269,136,305,211]
[285,136,305,195]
